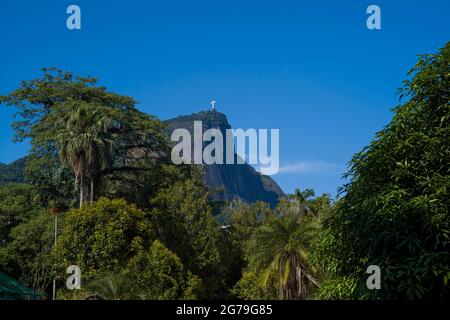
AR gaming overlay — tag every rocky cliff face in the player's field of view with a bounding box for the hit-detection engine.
[0,111,285,206]
[165,110,284,207]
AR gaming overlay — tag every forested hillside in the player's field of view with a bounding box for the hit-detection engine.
[0,157,26,185]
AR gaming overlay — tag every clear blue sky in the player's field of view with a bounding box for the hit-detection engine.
[0,0,449,196]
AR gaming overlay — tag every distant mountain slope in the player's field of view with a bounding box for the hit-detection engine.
[165,110,284,207]
[0,157,26,185]
[1,111,285,206]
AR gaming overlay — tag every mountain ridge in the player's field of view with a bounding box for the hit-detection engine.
[165,110,284,206]
[0,157,26,185]
[0,111,285,207]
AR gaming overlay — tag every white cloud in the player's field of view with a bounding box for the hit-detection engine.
[277,160,345,175]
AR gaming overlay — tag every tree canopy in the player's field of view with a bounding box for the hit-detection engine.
[0,68,170,208]
[1,42,448,300]
[315,42,450,299]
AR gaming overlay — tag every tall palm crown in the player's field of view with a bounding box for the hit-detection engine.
[247,213,320,299]
[289,188,315,216]
[85,271,143,300]
[56,102,119,207]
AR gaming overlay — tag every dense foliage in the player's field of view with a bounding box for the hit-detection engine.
[0,42,449,300]
[0,184,53,295]
[232,191,331,299]
[315,42,450,299]
[52,198,201,299]
[0,68,169,209]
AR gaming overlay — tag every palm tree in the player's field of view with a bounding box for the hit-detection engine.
[291,188,316,216]
[85,271,144,300]
[247,214,320,299]
[56,101,118,207]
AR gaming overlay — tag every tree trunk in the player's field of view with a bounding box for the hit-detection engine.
[79,175,84,208]
[90,178,94,205]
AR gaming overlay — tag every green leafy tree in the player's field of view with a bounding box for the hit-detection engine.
[52,198,155,282]
[216,200,275,296]
[149,171,231,298]
[0,183,38,244]
[232,269,278,300]
[127,239,203,299]
[227,200,275,247]
[0,209,54,296]
[316,43,450,299]
[52,198,203,300]
[0,183,54,297]
[1,68,170,207]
